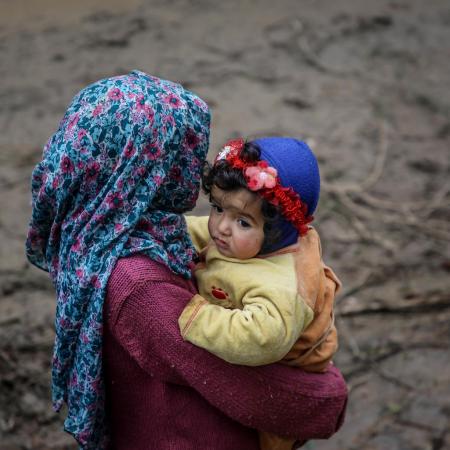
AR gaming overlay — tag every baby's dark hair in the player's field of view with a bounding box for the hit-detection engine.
[202,141,283,254]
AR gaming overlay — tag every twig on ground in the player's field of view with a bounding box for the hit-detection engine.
[322,122,450,245]
[0,315,21,326]
[370,365,415,391]
[336,268,377,305]
[336,316,361,359]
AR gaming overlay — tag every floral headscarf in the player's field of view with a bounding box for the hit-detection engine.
[25,70,210,448]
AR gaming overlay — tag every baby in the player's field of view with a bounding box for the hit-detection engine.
[179,137,341,450]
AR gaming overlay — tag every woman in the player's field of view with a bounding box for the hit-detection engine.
[26,70,347,449]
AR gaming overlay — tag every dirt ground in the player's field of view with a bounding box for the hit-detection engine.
[1,0,449,449]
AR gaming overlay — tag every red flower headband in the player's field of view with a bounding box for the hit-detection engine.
[214,138,313,236]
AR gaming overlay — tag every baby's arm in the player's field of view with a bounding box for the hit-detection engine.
[178,284,314,366]
[184,215,210,251]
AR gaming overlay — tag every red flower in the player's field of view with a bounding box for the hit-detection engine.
[60,155,74,174]
[90,275,101,289]
[184,128,200,149]
[124,142,135,158]
[92,104,103,117]
[245,164,277,191]
[169,166,182,181]
[194,97,207,110]
[165,115,175,126]
[76,268,84,279]
[143,104,154,121]
[105,192,123,210]
[52,176,60,189]
[135,94,146,112]
[143,143,161,160]
[108,88,124,101]
[77,129,87,141]
[134,166,145,177]
[137,219,154,233]
[72,238,82,252]
[86,161,100,182]
[67,113,79,131]
[162,93,182,108]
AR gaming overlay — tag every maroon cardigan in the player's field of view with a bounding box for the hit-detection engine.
[103,255,347,450]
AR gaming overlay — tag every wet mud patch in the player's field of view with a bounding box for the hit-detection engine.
[0,0,449,448]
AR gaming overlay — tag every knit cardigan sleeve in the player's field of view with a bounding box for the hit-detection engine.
[105,255,347,439]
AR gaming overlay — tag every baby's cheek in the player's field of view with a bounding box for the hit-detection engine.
[207,215,215,236]
[255,238,264,254]
[240,235,263,259]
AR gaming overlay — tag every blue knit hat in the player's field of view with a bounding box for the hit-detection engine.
[254,137,320,253]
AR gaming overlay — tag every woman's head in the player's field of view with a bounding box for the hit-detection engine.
[27,70,210,275]
[202,138,320,256]
[25,70,210,446]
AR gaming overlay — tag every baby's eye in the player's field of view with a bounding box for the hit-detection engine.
[211,203,223,213]
[238,218,251,228]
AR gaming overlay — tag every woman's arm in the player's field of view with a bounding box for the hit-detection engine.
[105,256,347,439]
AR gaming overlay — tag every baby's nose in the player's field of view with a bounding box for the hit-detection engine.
[217,216,231,234]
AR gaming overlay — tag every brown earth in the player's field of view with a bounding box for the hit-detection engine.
[0,0,449,449]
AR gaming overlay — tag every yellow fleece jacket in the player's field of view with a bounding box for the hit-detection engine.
[179,216,340,368]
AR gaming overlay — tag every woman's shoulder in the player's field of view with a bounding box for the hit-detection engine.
[109,255,164,292]
[106,255,196,327]
[113,254,174,281]
[108,255,192,301]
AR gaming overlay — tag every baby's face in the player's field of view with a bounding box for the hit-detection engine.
[208,186,265,259]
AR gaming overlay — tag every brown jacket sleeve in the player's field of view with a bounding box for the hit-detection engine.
[282,229,341,371]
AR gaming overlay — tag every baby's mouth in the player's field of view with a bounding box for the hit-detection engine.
[214,237,229,249]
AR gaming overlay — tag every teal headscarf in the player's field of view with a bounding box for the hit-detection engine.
[25,70,210,448]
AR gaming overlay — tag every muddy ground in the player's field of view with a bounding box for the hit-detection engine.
[0,0,449,449]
